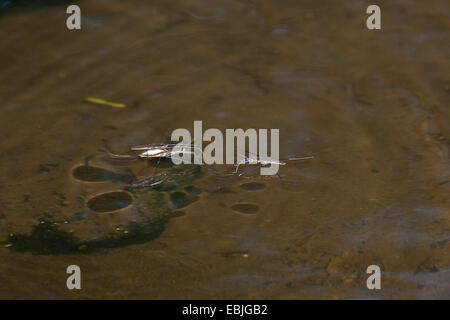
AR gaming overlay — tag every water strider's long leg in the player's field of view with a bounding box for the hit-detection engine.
[104,150,139,161]
[82,149,138,166]
[131,175,164,188]
[101,139,139,161]
[153,156,162,175]
[233,163,241,174]
[232,159,249,175]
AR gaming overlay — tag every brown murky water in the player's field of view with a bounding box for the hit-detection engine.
[0,0,449,299]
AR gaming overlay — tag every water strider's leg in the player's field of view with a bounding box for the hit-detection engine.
[233,163,241,174]
[83,149,137,165]
[131,175,164,188]
[231,160,249,175]
[101,139,138,161]
[153,156,162,175]
[104,150,138,161]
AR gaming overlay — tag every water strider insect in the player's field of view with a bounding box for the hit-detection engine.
[131,143,202,159]
[104,143,200,160]
[102,143,201,187]
[104,142,314,181]
[232,154,314,175]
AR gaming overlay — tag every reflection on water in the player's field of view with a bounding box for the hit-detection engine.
[0,0,449,299]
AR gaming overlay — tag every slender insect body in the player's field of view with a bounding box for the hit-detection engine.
[138,149,169,158]
[232,155,313,174]
[133,144,201,159]
[256,158,286,166]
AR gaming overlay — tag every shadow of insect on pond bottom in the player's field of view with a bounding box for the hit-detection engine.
[2,163,203,255]
[3,216,171,255]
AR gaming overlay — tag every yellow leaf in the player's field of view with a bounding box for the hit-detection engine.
[84,97,126,109]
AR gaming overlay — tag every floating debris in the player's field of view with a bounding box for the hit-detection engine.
[84,97,127,109]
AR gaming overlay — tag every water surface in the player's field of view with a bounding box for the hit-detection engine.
[0,0,449,299]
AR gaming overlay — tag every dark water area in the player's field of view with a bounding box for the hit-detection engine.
[0,0,449,299]
[0,0,74,12]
